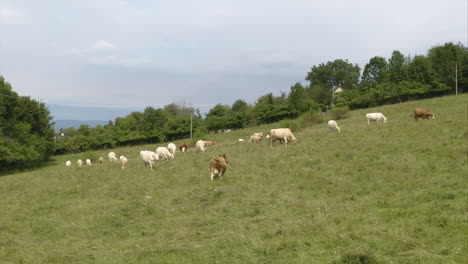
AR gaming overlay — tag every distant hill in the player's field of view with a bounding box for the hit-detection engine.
[52,120,109,132]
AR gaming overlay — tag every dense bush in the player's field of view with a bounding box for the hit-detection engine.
[277,119,301,132]
[331,106,350,120]
[0,77,55,172]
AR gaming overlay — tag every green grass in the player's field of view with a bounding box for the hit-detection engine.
[1,95,467,263]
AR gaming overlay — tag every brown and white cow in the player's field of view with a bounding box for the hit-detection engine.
[210,154,228,181]
[411,108,435,120]
[179,142,189,152]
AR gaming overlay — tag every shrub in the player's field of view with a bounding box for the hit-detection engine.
[300,111,324,127]
[277,119,300,132]
[331,106,350,120]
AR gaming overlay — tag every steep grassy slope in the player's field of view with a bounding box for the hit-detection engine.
[0,95,466,263]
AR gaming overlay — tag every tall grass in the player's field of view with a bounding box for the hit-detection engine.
[0,95,466,263]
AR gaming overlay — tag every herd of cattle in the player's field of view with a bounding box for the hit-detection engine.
[65,108,435,180]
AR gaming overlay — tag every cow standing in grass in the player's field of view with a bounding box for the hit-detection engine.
[269,128,296,146]
[328,120,341,133]
[411,108,435,120]
[366,113,387,125]
[210,154,228,181]
[179,142,188,152]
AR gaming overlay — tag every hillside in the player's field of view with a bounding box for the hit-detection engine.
[0,95,466,263]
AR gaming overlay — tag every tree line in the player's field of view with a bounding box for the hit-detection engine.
[0,42,466,170]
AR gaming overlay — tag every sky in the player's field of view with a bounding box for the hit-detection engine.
[0,0,467,120]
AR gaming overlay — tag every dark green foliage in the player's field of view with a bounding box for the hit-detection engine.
[361,56,388,91]
[428,42,467,92]
[387,50,409,83]
[0,77,55,172]
[306,59,361,89]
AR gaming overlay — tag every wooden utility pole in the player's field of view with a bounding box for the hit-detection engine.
[455,63,458,95]
[190,109,193,139]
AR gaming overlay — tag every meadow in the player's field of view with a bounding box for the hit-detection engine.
[0,95,466,263]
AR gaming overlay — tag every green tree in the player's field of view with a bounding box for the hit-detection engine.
[428,42,468,93]
[407,55,435,84]
[142,107,167,142]
[288,82,317,115]
[0,76,55,170]
[306,59,361,89]
[387,50,409,83]
[361,56,388,90]
[306,59,360,108]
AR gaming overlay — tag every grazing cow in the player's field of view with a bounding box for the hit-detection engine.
[253,132,263,138]
[99,157,104,164]
[366,113,387,125]
[204,141,216,148]
[249,135,263,145]
[156,147,173,160]
[328,120,341,133]
[196,140,206,152]
[179,142,189,152]
[411,108,435,120]
[210,154,228,181]
[269,128,296,147]
[86,159,92,166]
[66,160,72,169]
[77,159,83,168]
[167,143,177,156]
[108,152,118,164]
[120,156,128,170]
[140,150,158,170]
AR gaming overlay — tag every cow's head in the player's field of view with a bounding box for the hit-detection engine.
[220,154,227,162]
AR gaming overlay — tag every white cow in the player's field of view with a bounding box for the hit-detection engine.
[66,160,72,169]
[120,155,128,170]
[156,147,173,160]
[167,143,177,156]
[86,159,92,166]
[366,113,387,125]
[328,120,341,133]
[140,150,158,170]
[196,140,206,152]
[77,159,83,168]
[249,135,262,145]
[108,152,118,164]
[269,128,296,147]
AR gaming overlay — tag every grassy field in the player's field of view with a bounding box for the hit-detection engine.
[0,95,467,263]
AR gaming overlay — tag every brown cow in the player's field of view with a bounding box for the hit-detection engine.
[179,142,188,152]
[210,154,228,181]
[204,141,216,148]
[411,108,435,120]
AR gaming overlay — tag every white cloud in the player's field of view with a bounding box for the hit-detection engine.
[93,40,116,51]
[0,6,26,24]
